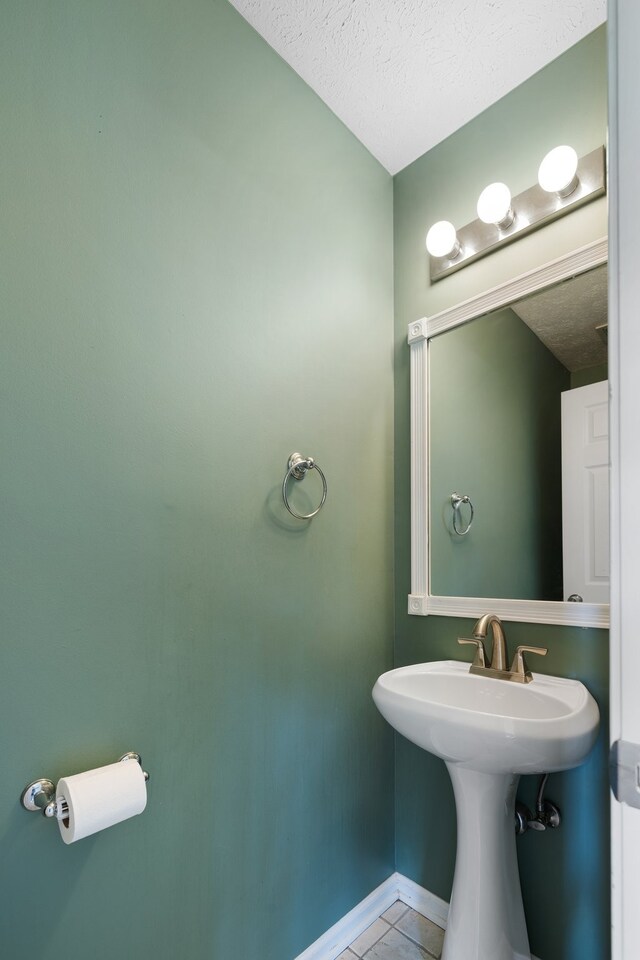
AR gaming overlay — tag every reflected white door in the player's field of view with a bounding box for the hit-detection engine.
[561,380,609,603]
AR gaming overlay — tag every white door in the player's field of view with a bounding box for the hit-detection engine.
[561,381,609,603]
[610,2,640,958]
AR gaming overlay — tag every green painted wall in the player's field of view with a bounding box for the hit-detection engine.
[0,2,394,958]
[430,307,569,601]
[393,25,609,960]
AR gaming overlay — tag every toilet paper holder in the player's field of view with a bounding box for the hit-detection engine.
[21,752,150,819]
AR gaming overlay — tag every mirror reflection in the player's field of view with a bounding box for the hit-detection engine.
[429,265,608,604]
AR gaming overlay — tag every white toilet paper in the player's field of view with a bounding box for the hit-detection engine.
[56,759,147,844]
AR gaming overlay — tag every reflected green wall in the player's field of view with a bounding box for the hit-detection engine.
[571,362,609,388]
[430,308,569,600]
[0,2,394,958]
[393,25,609,960]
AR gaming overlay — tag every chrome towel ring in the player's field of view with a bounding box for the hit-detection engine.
[451,492,474,536]
[282,452,327,520]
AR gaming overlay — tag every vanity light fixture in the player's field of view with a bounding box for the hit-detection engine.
[476,182,515,229]
[426,220,460,259]
[426,145,606,281]
[537,145,579,197]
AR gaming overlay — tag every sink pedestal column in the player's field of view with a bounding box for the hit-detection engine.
[443,765,530,960]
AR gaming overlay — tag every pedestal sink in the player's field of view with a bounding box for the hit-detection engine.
[372,660,599,960]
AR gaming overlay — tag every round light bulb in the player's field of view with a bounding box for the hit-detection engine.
[538,145,579,197]
[476,182,514,228]
[426,220,460,259]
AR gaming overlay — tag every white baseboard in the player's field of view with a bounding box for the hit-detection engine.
[293,874,401,960]
[294,872,542,960]
[394,872,449,929]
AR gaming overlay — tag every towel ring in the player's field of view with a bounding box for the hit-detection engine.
[282,452,327,520]
[451,492,474,536]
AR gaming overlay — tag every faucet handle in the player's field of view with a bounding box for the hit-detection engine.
[510,645,547,683]
[458,637,487,669]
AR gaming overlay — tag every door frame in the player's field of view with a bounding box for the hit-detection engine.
[609,1,640,956]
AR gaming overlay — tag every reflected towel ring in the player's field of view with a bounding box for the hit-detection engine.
[282,452,327,520]
[451,492,474,536]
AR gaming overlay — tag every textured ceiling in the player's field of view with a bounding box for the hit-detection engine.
[228,0,606,174]
[512,265,608,372]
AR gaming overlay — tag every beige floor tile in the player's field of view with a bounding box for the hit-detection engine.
[363,927,428,959]
[395,909,445,958]
[336,951,357,960]
[348,918,391,957]
[381,900,409,925]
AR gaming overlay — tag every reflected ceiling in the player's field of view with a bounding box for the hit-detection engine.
[512,266,607,372]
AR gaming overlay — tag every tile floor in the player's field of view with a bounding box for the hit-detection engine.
[338,901,445,960]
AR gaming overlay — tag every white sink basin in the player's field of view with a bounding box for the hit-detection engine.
[372,659,599,774]
[372,658,600,960]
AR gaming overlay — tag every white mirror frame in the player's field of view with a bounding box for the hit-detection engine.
[408,236,609,628]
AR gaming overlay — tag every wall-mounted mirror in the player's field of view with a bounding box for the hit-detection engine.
[408,238,609,627]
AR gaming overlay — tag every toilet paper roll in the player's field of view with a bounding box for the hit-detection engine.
[56,759,147,844]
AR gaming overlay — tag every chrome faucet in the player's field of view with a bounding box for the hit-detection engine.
[458,613,547,683]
